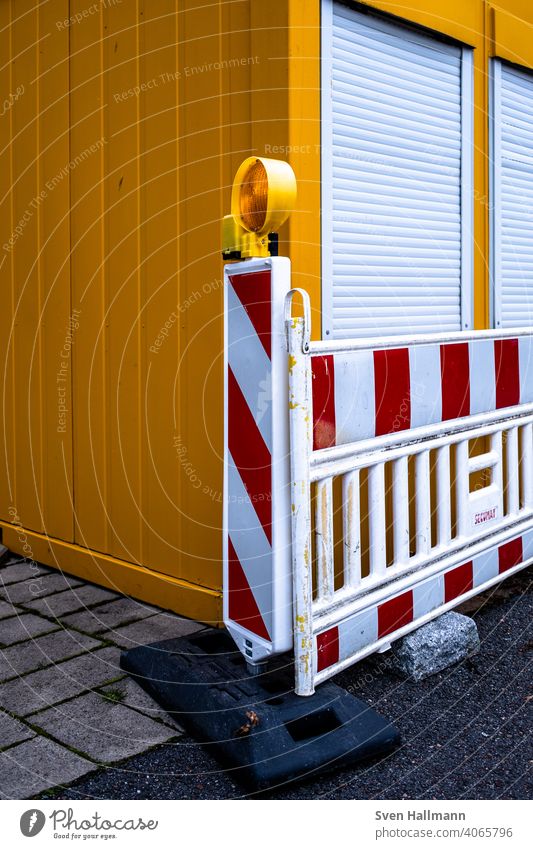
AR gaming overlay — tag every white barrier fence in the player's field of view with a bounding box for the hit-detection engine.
[286,289,533,695]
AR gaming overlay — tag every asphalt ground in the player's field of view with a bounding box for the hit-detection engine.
[40,568,532,800]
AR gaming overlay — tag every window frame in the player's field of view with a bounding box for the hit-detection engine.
[320,0,474,339]
[490,58,533,329]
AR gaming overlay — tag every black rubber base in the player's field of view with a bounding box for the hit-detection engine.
[120,628,400,791]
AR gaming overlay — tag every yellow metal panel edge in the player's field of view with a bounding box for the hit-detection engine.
[1,523,222,626]
[288,0,322,338]
[355,0,482,46]
[490,5,533,70]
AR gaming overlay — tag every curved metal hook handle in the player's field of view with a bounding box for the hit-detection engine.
[284,288,311,353]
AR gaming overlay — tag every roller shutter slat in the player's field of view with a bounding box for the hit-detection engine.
[332,31,461,83]
[330,131,461,166]
[333,60,461,103]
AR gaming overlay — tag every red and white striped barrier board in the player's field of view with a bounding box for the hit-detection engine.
[223,258,292,664]
[312,336,533,450]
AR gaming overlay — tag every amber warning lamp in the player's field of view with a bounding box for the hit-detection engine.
[222,156,296,260]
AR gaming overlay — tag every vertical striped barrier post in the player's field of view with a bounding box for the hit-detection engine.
[223,256,293,666]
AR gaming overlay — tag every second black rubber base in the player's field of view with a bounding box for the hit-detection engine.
[120,628,400,791]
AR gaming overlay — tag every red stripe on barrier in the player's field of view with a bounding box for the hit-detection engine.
[228,538,270,640]
[378,590,414,639]
[444,561,473,602]
[498,537,523,573]
[374,348,411,436]
[440,343,470,420]
[228,367,272,545]
[495,338,520,409]
[229,270,272,359]
[312,355,336,450]
[316,627,339,672]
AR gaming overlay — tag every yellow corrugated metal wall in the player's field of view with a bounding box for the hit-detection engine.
[0,0,251,620]
[1,0,533,621]
[0,0,73,541]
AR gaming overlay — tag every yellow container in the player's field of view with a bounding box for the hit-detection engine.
[1,0,532,623]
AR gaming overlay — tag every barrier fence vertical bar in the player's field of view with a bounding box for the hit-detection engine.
[393,455,410,563]
[316,478,334,600]
[436,445,452,546]
[521,422,533,508]
[368,464,387,577]
[506,426,519,515]
[492,430,504,510]
[343,470,361,588]
[456,439,470,537]
[286,292,314,696]
[415,449,431,555]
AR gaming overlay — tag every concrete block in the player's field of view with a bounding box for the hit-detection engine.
[388,612,480,681]
[32,691,179,763]
[104,611,204,649]
[0,614,57,647]
[62,597,159,635]
[1,572,83,606]
[0,710,35,749]
[0,629,103,682]
[0,646,122,715]
[25,583,118,618]
[0,736,94,799]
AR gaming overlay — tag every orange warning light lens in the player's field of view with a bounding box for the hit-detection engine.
[239,160,269,233]
[231,156,296,237]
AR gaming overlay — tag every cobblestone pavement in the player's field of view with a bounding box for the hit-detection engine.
[0,550,204,799]
[1,548,531,800]
[43,568,532,801]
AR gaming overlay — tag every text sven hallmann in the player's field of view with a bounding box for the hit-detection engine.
[375,811,466,821]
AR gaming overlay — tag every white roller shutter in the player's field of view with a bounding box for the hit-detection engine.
[321,1,473,338]
[491,61,533,328]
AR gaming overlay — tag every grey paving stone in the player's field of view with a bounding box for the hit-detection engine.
[0,554,24,567]
[62,597,159,635]
[31,691,179,763]
[0,710,35,749]
[101,678,183,731]
[0,629,103,682]
[0,614,57,647]
[0,647,122,715]
[25,583,118,618]
[0,735,94,799]
[1,572,83,605]
[0,600,16,619]
[0,560,51,586]
[103,611,204,649]
[388,611,480,681]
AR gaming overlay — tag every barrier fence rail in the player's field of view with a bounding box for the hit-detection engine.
[286,288,533,695]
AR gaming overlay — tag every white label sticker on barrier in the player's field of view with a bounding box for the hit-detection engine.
[223,257,293,663]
